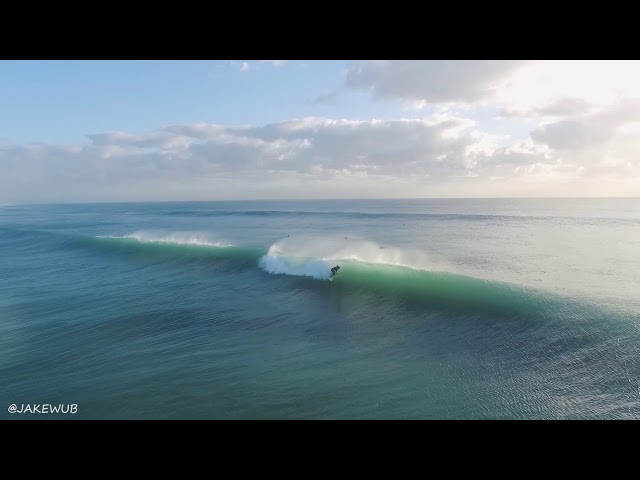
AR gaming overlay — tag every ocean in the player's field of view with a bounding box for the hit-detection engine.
[1,198,639,419]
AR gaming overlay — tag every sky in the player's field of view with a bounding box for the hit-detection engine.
[1,60,639,203]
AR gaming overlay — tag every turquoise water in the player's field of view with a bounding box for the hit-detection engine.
[1,198,639,419]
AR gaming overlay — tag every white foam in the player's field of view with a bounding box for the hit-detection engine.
[258,234,446,279]
[259,248,333,280]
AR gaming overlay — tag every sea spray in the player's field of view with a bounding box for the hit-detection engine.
[258,234,449,279]
[98,230,234,247]
[258,248,333,280]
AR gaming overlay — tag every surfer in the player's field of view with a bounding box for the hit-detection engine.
[330,265,340,277]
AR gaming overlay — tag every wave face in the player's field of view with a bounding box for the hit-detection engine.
[0,226,629,323]
[250,235,557,319]
[76,231,575,320]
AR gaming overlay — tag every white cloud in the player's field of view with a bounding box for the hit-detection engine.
[345,60,640,120]
[1,112,639,203]
[497,61,640,113]
[258,60,286,67]
[235,60,287,73]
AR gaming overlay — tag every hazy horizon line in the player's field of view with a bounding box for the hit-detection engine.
[4,195,640,207]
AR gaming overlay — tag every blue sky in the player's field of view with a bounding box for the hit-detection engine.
[0,60,639,202]
[0,60,403,144]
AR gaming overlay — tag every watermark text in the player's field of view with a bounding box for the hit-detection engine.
[8,404,78,414]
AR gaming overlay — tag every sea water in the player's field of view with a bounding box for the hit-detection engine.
[1,198,639,419]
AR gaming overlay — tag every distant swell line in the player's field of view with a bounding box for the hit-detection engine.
[158,210,640,223]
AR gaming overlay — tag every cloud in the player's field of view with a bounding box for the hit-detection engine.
[531,120,608,150]
[1,112,639,203]
[345,60,529,105]
[258,60,286,67]
[531,98,640,151]
[235,60,287,73]
[344,61,640,133]
[500,97,593,119]
[532,97,592,117]
[310,91,341,105]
